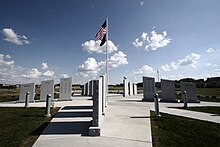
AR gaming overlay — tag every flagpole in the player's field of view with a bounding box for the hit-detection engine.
[106,16,109,99]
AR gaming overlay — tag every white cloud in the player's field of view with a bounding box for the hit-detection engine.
[145,31,171,51]
[78,51,128,77]
[206,48,216,53]
[5,55,11,59]
[22,68,41,78]
[133,29,171,51]
[141,32,148,40]
[82,40,117,54]
[60,74,69,78]
[42,62,49,70]
[134,65,155,75]
[2,28,30,45]
[42,70,54,77]
[178,53,201,68]
[161,62,178,71]
[78,57,100,77]
[108,51,128,68]
[161,53,201,72]
[140,1,144,6]
[132,38,143,47]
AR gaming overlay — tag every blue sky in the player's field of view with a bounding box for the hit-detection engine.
[0,0,220,84]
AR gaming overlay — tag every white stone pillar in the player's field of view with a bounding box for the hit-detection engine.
[133,84,137,95]
[123,77,128,97]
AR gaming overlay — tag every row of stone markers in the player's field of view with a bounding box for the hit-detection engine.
[18,77,73,102]
[123,77,138,97]
[82,75,107,136]
[142,77,199,103]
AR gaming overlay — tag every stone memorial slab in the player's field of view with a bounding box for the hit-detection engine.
[89,80,94,96]
[181,82,199,103]
[85,82,89,96]
[89,78,103,136]
[123,77,129,97]
[59,77,72,101]
[161,79,176,102]
[40,80,54,101]
[19,83,35,102]
[129,82,133,96]
[133,84,137,95]
[142,77,155,101]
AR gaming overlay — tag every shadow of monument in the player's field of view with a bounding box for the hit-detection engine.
[30,105,93,136]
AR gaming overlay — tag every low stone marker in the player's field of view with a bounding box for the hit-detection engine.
[183,91,188,107]
[45,94,51,117]
[161,79,176,102]
[59,77,72,101]
[19,83,35,102]
[181,82,199,103]
[25,92,30,108]
[123,77,129,97]
[142,77,155,101]
[129,82,133,96]
[154,93,160,116]
[40,80,54,101]
[89,78,103,136]
[133,84,137,95]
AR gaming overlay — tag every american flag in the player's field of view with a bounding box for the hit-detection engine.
[95,20,107,40]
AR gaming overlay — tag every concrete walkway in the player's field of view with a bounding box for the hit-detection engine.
[1,94,220,146]
[32,95,152,147]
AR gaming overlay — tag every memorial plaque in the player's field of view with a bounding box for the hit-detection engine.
[40,80,54,101]
[19,83,35,102]
[59,77,72,100]
[142,77,155,101]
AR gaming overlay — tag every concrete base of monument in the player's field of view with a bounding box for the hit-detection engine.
[179,99,200,103]
[16,100,35,103]
[57,98,73,101]
[142,98,154,102]
[89,126,101,136]
[160,99,179,103]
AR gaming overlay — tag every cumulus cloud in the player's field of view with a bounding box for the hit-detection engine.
[145,31,171,51]
[78,51,128,77]
[133,29,171,51]
[21,68,41,78]
[82,40,117,54]
[108,51,128,69]
[42,62,49,70]
[0,53,57,83]
[60,74,69,78]
[206,48,216,53]
[161,53,201,71]
[161,62,178,72]
[42,70,54,77]
[134,65,155,75]
[132,38,143,47]
[78,57,100,77]
[178,53,201,68]
[2,28,30,45]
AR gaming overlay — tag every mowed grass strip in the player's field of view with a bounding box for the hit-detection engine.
[0,107,60,147]
[175,106,220,115]
[150,111,220,147]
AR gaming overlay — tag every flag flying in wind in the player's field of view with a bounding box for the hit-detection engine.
[95,20,107,46]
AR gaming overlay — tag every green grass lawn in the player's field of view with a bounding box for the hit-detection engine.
[0,107,60,147]
[175,106,220,115]
[151,111,220,147]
